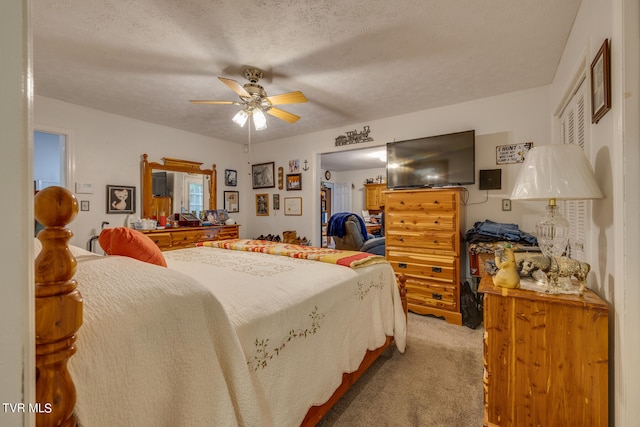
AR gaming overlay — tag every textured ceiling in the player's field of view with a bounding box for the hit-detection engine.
[33,0,581,148]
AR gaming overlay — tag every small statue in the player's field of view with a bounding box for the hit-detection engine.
[519,256,590,295]
[492,243,520,289]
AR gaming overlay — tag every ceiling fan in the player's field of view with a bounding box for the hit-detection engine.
[190,67,307,131]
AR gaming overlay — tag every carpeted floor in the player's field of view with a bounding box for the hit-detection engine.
[316,313,485,427]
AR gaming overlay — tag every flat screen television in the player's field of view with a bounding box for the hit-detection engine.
[386,130,475,188]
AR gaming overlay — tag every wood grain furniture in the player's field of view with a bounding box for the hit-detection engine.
[34,186,407,427]
[364,183,387,212]
[479,274,608,427]
[142,154,216,219]
[320,185,331,247]
[384,187,465,325]
[141,224,239,251]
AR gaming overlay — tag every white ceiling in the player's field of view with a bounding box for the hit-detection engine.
[33,0,581,155]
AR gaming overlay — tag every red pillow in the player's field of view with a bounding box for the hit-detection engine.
[99,227,167,267]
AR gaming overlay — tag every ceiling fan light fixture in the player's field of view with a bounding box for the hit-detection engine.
[253,109,267,131]
[232,109,249,127]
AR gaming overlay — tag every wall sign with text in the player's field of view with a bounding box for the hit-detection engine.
[496,142,533,164]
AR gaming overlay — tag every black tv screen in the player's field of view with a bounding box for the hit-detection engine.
[386,130,475,188]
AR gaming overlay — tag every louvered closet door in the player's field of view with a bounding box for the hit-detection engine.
[559,79,589,261]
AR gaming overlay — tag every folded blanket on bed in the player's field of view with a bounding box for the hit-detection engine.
[199,239,387,268]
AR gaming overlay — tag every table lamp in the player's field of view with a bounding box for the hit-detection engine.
[510,144,603,258]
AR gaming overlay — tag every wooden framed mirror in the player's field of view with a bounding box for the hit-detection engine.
[142,154,217,219]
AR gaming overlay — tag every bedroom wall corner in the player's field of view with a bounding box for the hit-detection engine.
[1,1,35,426]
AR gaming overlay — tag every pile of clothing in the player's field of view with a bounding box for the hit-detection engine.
[465,220,537,246]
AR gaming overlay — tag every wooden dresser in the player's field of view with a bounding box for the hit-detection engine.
[479,275,608,426]
[384,188,464,325]
[141,225,239,251]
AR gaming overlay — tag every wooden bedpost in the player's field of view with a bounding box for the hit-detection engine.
[34,186,82,427]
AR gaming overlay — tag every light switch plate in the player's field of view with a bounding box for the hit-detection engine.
[502,199,512,211]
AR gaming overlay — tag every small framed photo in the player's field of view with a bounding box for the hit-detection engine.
[288,159,300,172]
[224,169,237,186]
[106,185,135,214]
[256,193,269,216]
[217,209,229,223]
[80,200,90,212]
[273,194,280,210]
[224,191,239,213]
[286,173,302,191]
[252,162,275,189]
[284,197,302,216]
[590,38,611,124]
[204,209,219,224]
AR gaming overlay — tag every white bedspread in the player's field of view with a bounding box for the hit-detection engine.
[67,247,269,426]
[164,246,406,427]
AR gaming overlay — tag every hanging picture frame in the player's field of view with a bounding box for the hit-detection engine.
[256,193,269,216]
[590,38,611,124]
[284,197,302,216]
[286,173,302,191]
[252,162,275,189]
[224,191,239,213]
[224,169,237,186]
[106,185,135,214]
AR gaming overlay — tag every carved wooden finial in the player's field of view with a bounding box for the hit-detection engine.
[34,186,82,427]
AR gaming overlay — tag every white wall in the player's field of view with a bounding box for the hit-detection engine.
[34,96,251,248]
[0,1,34,426]
[549,0,640,425]
[248,85,551,262]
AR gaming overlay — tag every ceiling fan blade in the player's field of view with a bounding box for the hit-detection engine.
[266,91,307,106]
[189,100,238,105]
[218,77,251,98]
[267,107,301,124]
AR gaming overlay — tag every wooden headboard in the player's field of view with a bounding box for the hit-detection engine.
[34,186,82,427]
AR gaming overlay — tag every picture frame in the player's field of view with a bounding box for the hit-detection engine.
[284,197,302,216]
[224,190,239,213]
[273,194,280,210]
[288,159,300,172]
[590,38,611,124]
[204,209,219,224]
[80,200,90,212]
[252,162,275,189]
[106,185,135,214]
[224,169,237,186]
[256,193,269,216]
[286,173,302,191]
[216,209,229,223]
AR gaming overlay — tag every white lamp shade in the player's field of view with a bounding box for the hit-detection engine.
[232,109,249,127]
[510,144,603,200]
[252,109,267,131]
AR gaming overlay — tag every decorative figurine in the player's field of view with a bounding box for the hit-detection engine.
[519,256,590,295]
[492,243,520,289]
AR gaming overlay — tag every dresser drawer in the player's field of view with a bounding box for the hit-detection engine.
[386,230,457,253]
[170,230,202,248]
[145,232,172,248]
[405,279,458,311]
[385,191,456,211]
[217,226,239,240]
[387,250,457,283]
[386,211,456,232]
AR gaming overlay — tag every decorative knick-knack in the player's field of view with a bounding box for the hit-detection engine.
[493,243,520,289]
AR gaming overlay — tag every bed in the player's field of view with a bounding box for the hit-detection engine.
[34,186,407,427]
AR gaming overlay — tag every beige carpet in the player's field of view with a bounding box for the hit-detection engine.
[317,313,485,427]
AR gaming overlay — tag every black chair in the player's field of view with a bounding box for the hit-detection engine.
[327,212,385,256]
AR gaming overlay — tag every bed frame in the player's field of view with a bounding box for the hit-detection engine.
[33,186,407,427]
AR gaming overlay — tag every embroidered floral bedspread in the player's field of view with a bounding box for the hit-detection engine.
[164,245,407,427]
[198,239,387,268]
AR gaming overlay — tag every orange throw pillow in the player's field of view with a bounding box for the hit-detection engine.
[99,227,167,267]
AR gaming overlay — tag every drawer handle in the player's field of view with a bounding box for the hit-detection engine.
[431,267,442,273]
[398,263,407,269]
[434,220,439,224]
[399,200,404,205]
[433,239,438,244]
[400,219,404,223]
[398,237,404,242]
[433,200,439,204]
[432,293,443,300]
[154,240,160,244]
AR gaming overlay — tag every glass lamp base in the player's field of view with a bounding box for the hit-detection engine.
[536,203,569,258]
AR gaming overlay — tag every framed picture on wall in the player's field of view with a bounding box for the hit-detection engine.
[224,169,237,186]
[590,38,611,124]
[284,197,302,216]
[256,193,269,216]
[224,191,239,213]
[106,185,135,214]
[252,162,275,189]
[286,173,302,191]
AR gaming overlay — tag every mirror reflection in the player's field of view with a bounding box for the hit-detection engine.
[152,171,210,216]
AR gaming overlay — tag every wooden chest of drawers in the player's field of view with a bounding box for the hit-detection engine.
[141,225,239,251]
[479,275,608,426]
[383,188,464,325]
